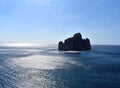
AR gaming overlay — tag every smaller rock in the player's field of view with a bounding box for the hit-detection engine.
[58,41,64,50]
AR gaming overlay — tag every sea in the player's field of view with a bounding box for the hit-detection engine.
[0,43,120,88]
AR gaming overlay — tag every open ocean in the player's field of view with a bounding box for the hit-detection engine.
[0,44,120,88]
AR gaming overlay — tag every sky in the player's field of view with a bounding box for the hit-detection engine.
[0,0,120,45]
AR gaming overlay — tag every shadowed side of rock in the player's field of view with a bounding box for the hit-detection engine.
[58,33,91,51]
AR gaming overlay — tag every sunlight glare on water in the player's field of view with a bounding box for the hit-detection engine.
[9,55,86,70]
[0,43,48,47]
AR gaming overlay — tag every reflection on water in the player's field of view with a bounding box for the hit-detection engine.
[0,45,120,88]
[9,55,87,70]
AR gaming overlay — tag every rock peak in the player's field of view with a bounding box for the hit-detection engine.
[73,33,82,38]
[58,33,91,51]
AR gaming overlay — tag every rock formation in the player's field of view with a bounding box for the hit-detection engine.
[58,33,91,51]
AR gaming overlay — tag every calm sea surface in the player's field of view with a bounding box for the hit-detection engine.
[0,44,120,88]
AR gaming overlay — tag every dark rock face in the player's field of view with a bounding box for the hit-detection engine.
[58,33,91,51]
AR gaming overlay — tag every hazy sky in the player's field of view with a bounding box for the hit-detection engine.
[0,0,120,45]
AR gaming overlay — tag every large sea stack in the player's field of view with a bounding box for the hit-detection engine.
[58,33,91,51]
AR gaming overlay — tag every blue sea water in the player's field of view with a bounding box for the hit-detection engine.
[0,44,120,88]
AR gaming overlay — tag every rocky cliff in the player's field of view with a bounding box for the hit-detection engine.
[58,33,91,51]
